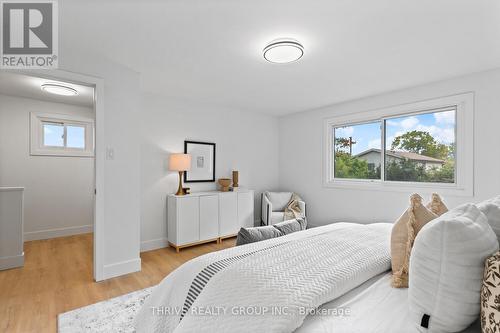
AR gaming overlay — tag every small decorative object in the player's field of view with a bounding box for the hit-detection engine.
[218,178,231,192]
[169,153,191,196]
[480,251,500,333]
[232,170,239,188]
[182,187,190,195]
[184,141,216,182]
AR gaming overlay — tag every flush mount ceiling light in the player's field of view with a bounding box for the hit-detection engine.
[41,83,78,96]
[263,39,304,64]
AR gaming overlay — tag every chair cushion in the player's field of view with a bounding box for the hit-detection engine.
[476,195,500,245]
[270,212,285,225]
[391,194,437,288]
[408,204,499,332]
[267,192,293,211]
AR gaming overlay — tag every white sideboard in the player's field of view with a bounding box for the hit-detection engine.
[0,187,24,270]
[167,189,254,251]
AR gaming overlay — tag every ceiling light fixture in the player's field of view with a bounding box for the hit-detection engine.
[263,39,304,64]
[41,83,78,96]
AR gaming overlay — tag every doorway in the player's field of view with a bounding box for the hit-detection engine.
[0,69,103,280]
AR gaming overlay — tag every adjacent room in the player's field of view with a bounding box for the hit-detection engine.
[0,1,500,333]
[0,72,95,240]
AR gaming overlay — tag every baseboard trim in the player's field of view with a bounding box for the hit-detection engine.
[24,225,93,241]
[101,258,141,281]
[140,238,168,252]
[0,253,24,270]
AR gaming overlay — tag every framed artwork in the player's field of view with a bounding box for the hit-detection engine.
[184,140,216,182]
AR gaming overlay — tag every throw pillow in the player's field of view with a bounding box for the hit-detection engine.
[477,195,500,246]
[409,204,499,332]
[481,251,500,333]
[235,225,283,246]
[235,218,307,246]
[273,218,307,234]
[391,193,437,288]
[426,193,448,216]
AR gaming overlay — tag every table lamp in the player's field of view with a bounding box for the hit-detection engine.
[169,153,191,195]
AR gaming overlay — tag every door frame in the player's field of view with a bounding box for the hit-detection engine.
[11,69,105,281]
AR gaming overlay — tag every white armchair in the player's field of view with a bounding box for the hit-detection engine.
[261,191,306,226]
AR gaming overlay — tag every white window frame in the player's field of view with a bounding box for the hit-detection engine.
[30,112,95,157]
[323,92,474,196]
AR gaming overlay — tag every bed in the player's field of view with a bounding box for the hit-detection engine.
[134,222,481,333]
[296,272,479,333]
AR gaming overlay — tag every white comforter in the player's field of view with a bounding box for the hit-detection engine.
[135,222,392,333]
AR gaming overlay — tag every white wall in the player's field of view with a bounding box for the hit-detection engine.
[279,69,500,227]
[0,94,94,240]
[57,47,141,280]
[51,3,500,280]
[139,93,280,251]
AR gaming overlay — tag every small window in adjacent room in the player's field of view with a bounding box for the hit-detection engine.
[31,112,94,157]
[66,125,86,149]
[324,93,473,196]
[42,122,65,147]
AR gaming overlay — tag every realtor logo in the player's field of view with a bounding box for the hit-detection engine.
[1,0,58,68]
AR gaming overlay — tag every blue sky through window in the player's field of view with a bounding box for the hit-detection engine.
[335,122,380,155]
[334,110,456,155]
[43,123,86,149]
[43,123,64,147]
[67,126,85,149]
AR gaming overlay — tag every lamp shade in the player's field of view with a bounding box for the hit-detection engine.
[169,153,191,171]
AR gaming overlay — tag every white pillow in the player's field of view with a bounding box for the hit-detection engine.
[408,204,499,332]
[476,195,500,245]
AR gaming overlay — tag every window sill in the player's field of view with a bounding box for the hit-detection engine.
[30,149,94,158]
[323,179,473,197]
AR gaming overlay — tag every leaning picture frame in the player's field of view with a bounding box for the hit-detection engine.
[184,140,216,182]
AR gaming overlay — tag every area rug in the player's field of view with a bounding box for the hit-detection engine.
[57,287,154,332]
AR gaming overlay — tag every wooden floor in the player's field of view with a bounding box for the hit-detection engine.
[0,233,236,333]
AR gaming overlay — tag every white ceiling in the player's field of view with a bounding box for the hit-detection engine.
[60,0,500,115]
[0,72,94,108]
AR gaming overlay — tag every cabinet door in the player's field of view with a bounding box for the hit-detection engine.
[238,191,254,228]
[177,197,199,245]
[219,193,238,237]
[199,195,219,240]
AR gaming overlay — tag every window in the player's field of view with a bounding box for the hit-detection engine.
[334,121,381,180]
[66,125,86,148]
[324,93,473,196]
[385,109,455,184]
[42,122,65,147]
[31,112,94,157]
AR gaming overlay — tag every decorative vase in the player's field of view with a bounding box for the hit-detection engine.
[232,170,239,188]
[218,178,231,192]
